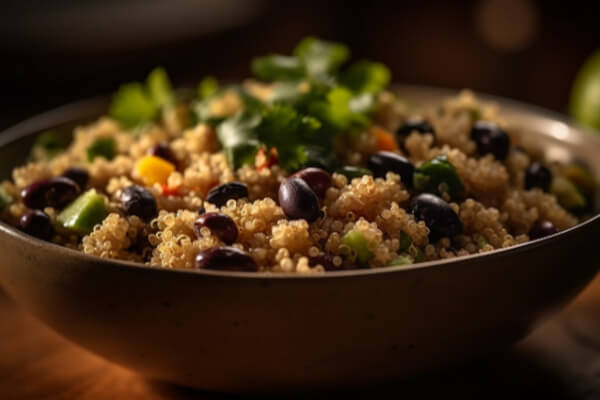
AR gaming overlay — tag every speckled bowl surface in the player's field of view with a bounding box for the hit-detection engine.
[0,86,599,392]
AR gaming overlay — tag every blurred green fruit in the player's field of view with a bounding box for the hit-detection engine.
[570,50,600,131]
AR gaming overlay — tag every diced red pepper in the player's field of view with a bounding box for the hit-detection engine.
[161,184,180,196]
[255,147,279,171]
[373,127,398,151]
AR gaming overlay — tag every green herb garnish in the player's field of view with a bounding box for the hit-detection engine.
[294,37,349,82]
[216,111,262,169]
[340,61,391,93]
[198,76,219,100]
[31,131,64,160]
[109,67,174,128]
[413,155,465,198]
[147,67,175,108]
[342,229,373,266]
[398,231,412,252]
[87,137,117,162]
[387,255,414,266]
[252,55,304,82]
[0,187,13,210]
[114,37,392,172]
[551,176,587,211]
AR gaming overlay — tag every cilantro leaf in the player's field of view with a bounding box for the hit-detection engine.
[294,37,349,81]
[308,87,369,133]
[109,82,158,129]
[225,142,262,170]
[325,87,361,129]
[213,37,392,171]
[109,67,175,129]
[216,111,262,169]
[217,111,261,148]
[30,130,64,160]
[192,100,226,126]
[269,82,304,104]
[147,67,175,107]
[198,76,219,100]
[193,86,263,127]
[252,55,304,81]
[0,186,13,210]
[348,92,375,114]
[257,105,321,143]
[299,145,338,172]
[216,105,324,171]
[280,145,308,171]
[255,105,321,170]
[340,61,391,93]
[236,87,266,115]
[86,137,117,162]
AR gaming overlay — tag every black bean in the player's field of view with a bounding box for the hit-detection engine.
[335,166,373,180]
[470,121,510,160]
[121,185,158,221]
[396,117,435,137]
[299,146,338,172]
[61,167,89,190]
[20,181,48,209]
[367,151,415,187]
[19,210,54,241]
[147,142,176,164]
[278,177,321,222]
[195,247,258,271]
[396,118,436,150]
[205,182,248,207]
[529,220,558,240]
[194,212,238,244]
[410,193,462,242]
[21,177,80,210]
[293,167,332,198]
[525,162,552,192]
[309,254,340,271]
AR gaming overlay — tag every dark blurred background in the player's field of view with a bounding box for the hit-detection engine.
[1,0,597,130]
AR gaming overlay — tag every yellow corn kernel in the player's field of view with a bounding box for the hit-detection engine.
[135,155,175,185]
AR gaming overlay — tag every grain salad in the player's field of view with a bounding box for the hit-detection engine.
[0,38,595,274]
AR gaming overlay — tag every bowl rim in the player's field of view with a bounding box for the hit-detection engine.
[1,84,599,280]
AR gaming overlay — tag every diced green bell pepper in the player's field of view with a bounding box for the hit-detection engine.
[407,243,425,262]
[57,189,108,235]
[87,137,117,162]
[562,164,595,198]
[31,131,64,160]
[387,255,413,266]
[413,155,464,198]
[398,231,412,252]
[342,229,373,266]
[0,187,13,210]
[551,176,586,211]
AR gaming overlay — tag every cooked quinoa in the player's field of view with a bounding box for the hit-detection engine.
[0,38,594,274]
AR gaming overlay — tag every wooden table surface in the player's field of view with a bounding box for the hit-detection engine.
[1,274,600,399]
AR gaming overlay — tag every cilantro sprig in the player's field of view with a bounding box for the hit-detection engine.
[252,37,349,84]
[109,67,175,128]
[108,37,391,172]
[226,37,391,171]
[217,104,322,171]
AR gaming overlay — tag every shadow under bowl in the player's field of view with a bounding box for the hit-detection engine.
[0,85,599,392]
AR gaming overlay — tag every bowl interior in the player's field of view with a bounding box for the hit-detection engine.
[1,85,599,266]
